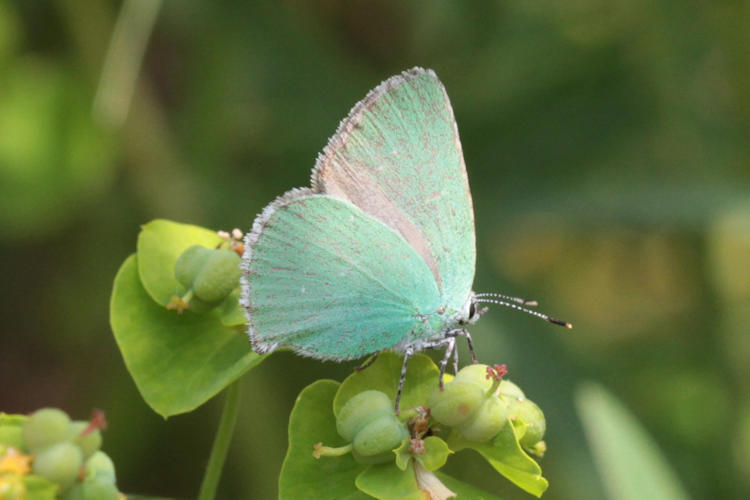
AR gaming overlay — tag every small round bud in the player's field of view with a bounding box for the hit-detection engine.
[22,408,72,453]
[191,249,242,303]
[429,381,485,427]
[352,415,408,462]
[508,398,546,448]
[453,364,494,392]
[457,396,509,442]
[32,442,83,491]
[83,451,116,483]
[81,478,119,500]
[498,380,525,400]
[174,245,212,289]
[336,390,393,442]
[71,422,102,459]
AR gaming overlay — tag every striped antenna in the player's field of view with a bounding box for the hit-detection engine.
[474,298,572,329]
[474,292,538,307]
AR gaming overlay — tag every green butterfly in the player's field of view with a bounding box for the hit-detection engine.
[241,68,569,410]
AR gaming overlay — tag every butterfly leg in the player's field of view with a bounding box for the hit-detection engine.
[438,336,456,389]
[354,353,379,372]
[394,347,414,415]
[452,342,459,374]
[461,329,478,364]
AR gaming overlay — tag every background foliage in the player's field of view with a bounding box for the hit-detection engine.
[2,1,749,499]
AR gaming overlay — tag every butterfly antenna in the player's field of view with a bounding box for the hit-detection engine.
[474,293,538,307]
[474,298,572,329]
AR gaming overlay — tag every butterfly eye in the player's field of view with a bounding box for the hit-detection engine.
[468,302,477,319]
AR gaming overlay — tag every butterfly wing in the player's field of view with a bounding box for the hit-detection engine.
[242,190,442,360]
[312,67,476,313]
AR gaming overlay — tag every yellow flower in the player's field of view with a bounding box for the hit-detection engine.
[0,447,32,476]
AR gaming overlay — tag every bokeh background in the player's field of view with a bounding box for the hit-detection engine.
[2,1,749,499]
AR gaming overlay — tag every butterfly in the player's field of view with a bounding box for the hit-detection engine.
[241,67,570,410]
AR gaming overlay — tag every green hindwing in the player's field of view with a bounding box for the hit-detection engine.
[243,191,443,360]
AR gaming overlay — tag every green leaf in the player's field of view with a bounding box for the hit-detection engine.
[396,436,453,472]
[355,463,423,500]
[220,288,247,327]
[0,413,27,426]
[421,436,453,471]
[333,352,439,416]
[136,219,223,306]
[22,475,58,500]
[447,421,548,497]
[394,439,412,471]
[110,255,263,417]
[575,382,691,500]
[279,379,370,500]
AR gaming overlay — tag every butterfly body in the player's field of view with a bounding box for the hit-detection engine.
[242,67,480,365]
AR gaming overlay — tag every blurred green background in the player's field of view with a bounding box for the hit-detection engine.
[2,1,749,499]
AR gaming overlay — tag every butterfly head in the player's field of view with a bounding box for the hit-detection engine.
[457,292,487,326]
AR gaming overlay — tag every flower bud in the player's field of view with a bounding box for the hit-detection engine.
[174,246,242,310]
[428,381,485,427]
[71,421,102,459]
[32,442,83,491]
[498,380,525,400]
[192,250,242,303]
[83,451,116,483]
[508,398,546,448]
[22,408,71,453]
[456,396,509,442]
[336,390,393,442]
[174,245,212,289]
[352,414,409,462]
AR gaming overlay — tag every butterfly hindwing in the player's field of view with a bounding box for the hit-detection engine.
[312,67,476,314]
[242,190,442,360]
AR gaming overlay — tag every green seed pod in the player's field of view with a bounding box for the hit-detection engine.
[81,478,119,500]
[22,408,72,453]
[508,398,546,448]
[352,415,408,461]
[0,424,24,450]
[498,380,525,400]
[83,451,116,483]
[174,245,212,289]
[71,422,102,459]
[336,390,393,442]
[191,249,242,303]
[453,363,493,391]
[32,441,83,491]
[457,396,509,442]
[429,381,485,427]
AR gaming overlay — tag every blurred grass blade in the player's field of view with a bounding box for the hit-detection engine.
[93,0,161,128]
[576,382,691,500]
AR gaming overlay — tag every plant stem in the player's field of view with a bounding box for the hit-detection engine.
[198,378,242,500]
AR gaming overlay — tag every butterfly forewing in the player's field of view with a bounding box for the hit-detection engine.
[312,67,476,314]
[243,192,442,360]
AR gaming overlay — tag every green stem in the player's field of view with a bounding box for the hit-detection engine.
[198,378,242,500]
